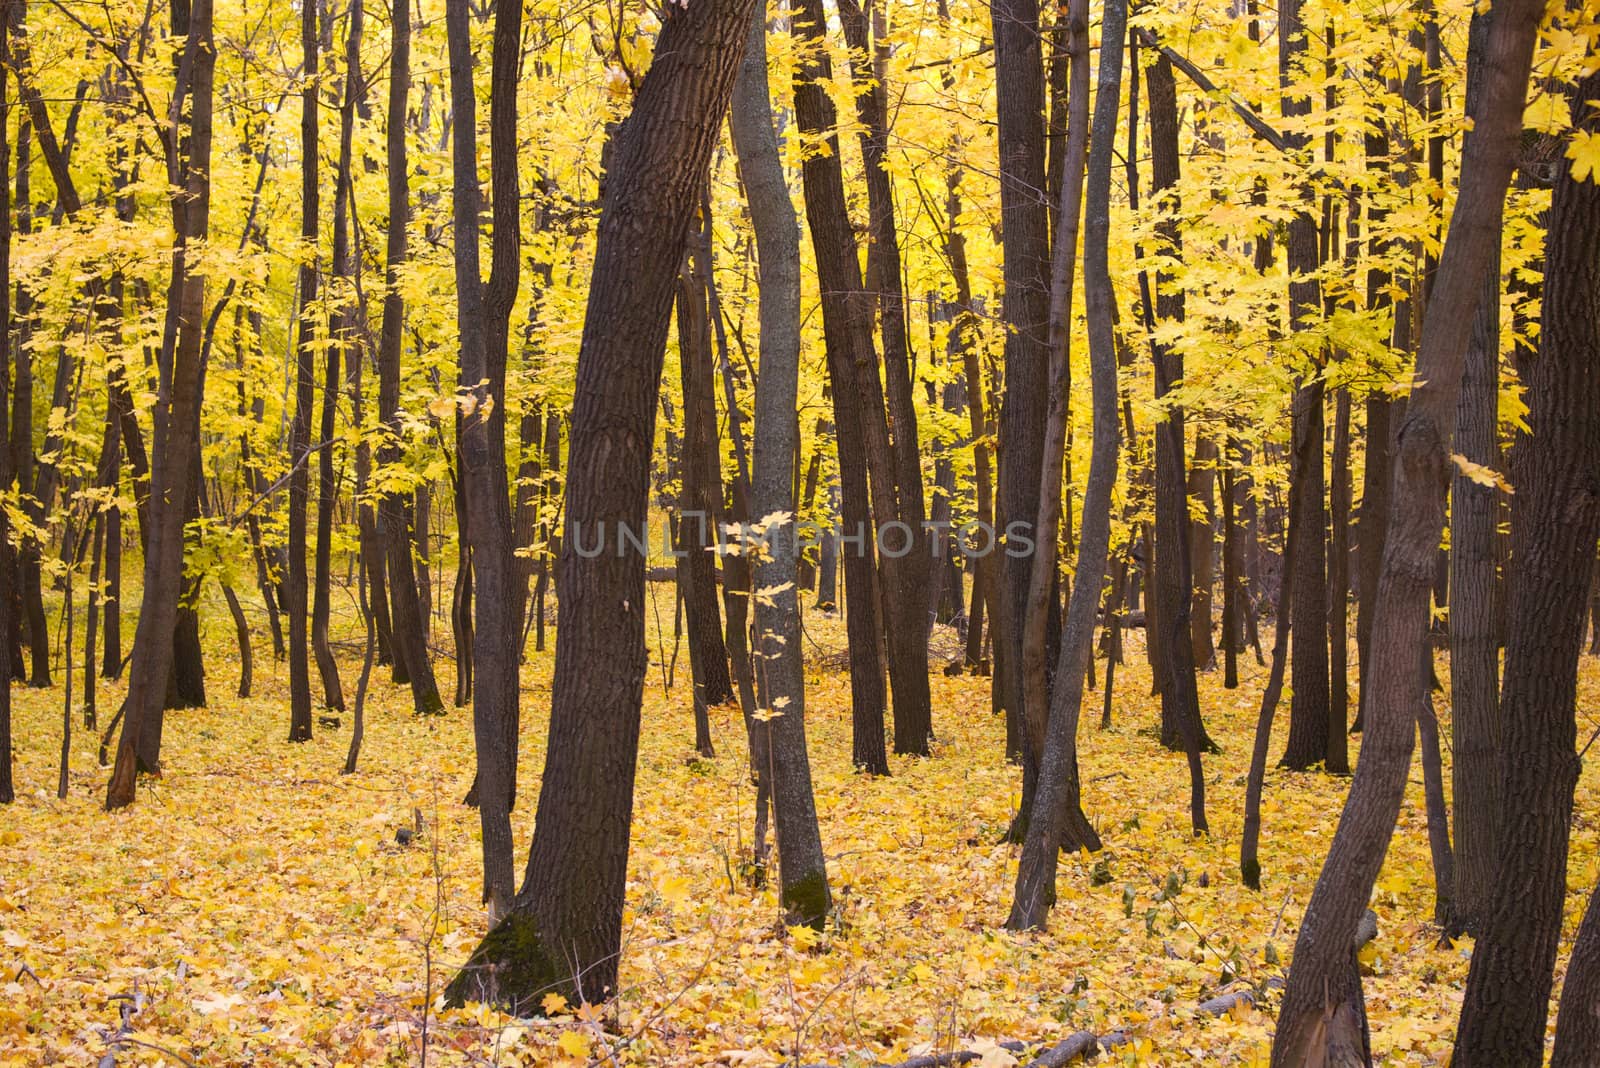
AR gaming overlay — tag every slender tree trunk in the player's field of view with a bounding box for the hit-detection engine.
[838,0,933,756]
[676,261,735,723]
[793,0,891,775]
[444,0,521,920]
[990,0,1053,777]
[1269,2,1545,1056]
[106,0,216,807]
[0,12,12,804]
[730,2,830,915]
[286,0,319,743]
[1006,0,1115,930]
[444,0,759,1008]
[377,0,441,714]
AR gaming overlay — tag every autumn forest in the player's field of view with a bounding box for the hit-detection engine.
[1,0,1599,1063]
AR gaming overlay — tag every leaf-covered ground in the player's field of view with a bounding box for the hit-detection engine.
[4,598,1599,1066]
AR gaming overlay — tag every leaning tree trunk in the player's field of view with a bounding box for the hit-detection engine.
[1268,1,1546,1059]
[106,0,215,808]
[1006,0,1115,930]
[729,0,830,917]
[443,0,759,1010]
[1451,61,1600,1068]
[793,0,893,776]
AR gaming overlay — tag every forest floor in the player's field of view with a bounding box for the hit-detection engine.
[4,589,1599,1066]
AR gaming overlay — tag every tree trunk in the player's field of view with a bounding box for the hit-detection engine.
[444,0,759,1008]
[106,0,215,807]
[1146,49,1214,763]
[1451,61,1600,1068]
[1269,1,1545,1056]
[286,0,319,744]
[837,0,933,756]
[444,0,521,921]
[1448,171,1504,936]
[675,262,735,724]
[1189,435,1217,669]
[990,0,1053,779]
[376,0,442,714]
[793,0,892,776]
[1006,0,1115,930]
[729,1,830,916]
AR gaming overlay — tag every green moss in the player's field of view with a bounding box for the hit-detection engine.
[782,869,831,930]
[442,912,566,1013]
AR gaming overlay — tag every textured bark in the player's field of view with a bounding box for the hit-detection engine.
[106,0,215,807]
[675,262,735,725]
[1006,0,1114,930]
[990,0,1053,776]
[444,0,521,920]
[837,0,932,755]
[793,0,891,775]
[285,0,319,744]
[1452,63,1600,1068]
[1326,385,1351,774]
[1146,51,1214,765]
[1554,872,1600,1066]
[1448,74,1504,932]
[377,0,442,714]
[444,0,759,1008]
[729,2,830,915]
[1269,0,1545,1056]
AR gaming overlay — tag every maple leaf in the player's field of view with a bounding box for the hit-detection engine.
[1569,128,1600,183]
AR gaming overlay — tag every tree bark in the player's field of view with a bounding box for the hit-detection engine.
[443,0,522,921]
[286,0,319,744]
[1447,66,1505,932]
[1006,0,1114,930]
[729,1,831,918]
[1451,62,1600,1068]
[1269,0,1545,1056]
[444,0,759,1008]
[106,0,215,807]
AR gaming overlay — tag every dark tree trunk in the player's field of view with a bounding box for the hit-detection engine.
[1006,0,1115,930]
[444,0,522,920]
[1269,0,1545,1056]
[1146,49,1214,763]
[990,0,1053,778]
[838,0,932,756]
[1188,435,1217,669]
[675,262,735,723]
[1448,109,1505,934]
[106,0,216,807]
[286,0,319,743]
[376,0,441,714]
[1554,871,1600,1066]
[1327,386,1351,773]
[0,13,11,803]
[444,0,759,1009]
[793,0,891,775]
[1451,62,1600,1068]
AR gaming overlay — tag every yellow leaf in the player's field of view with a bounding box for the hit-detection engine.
[556,1029,592,1058]
[1569,128,1600,183]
